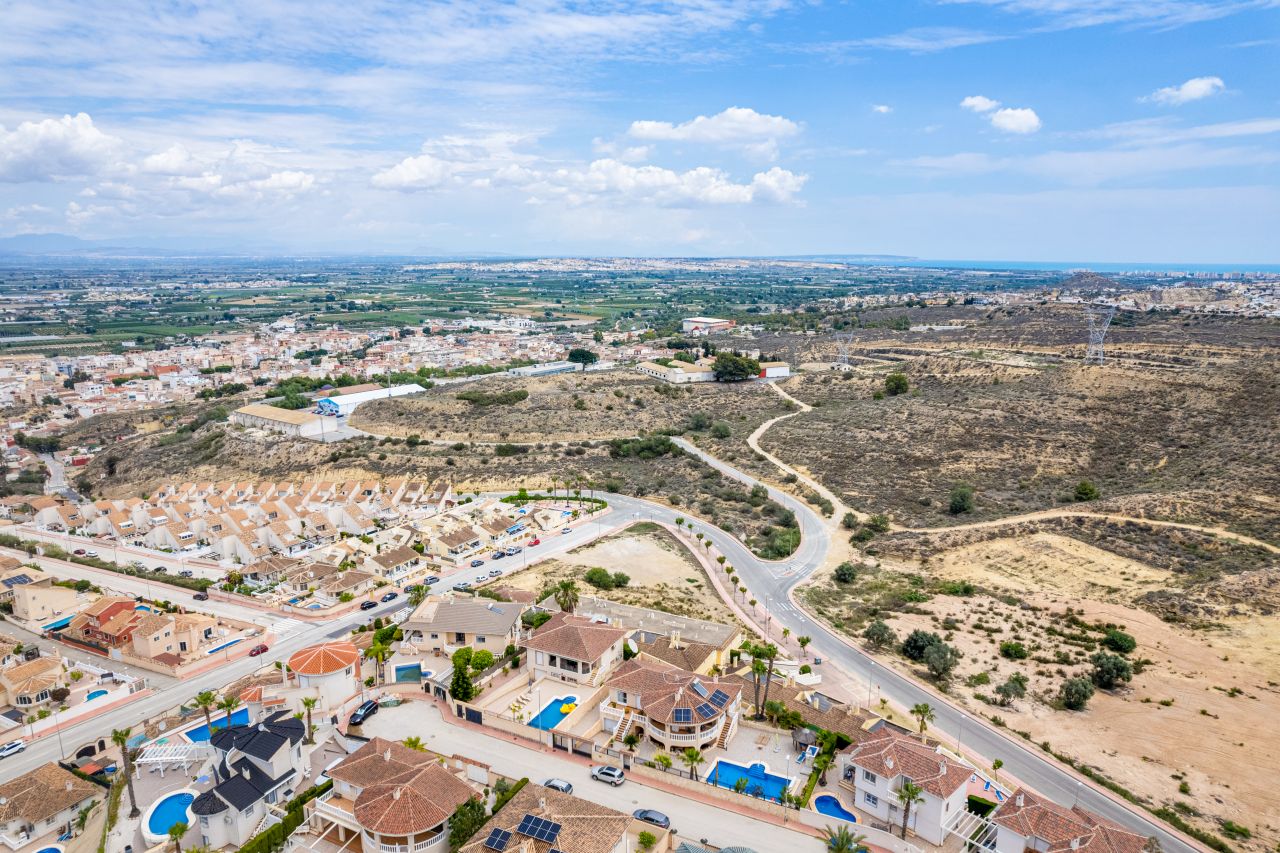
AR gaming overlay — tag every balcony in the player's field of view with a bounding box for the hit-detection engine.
[312,792,361,831]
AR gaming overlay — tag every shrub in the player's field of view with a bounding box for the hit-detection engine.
[1074,479,1100,501]
[862,620,896,650]
[710,421,732,439]
[884,373,909,396]
[1102,629,1136,654]
[949,484,975,514]
[999,641,1029,660]
[833,562,857,583]
[901,629,943,661]
[1090,652,1133,689]
[456,389,529,407]
[1060,677,1095,710]
[924,642,961,681]
[995,673,1029,705]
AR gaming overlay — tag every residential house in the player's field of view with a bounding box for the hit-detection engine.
[64,597,144,649]
[285,642,362,711]
[192,711,307,850]
[524,613,627,687]
[10,575,83,623]
[365,545,422,583]
[991,788,1149,853]
[291,737,479,853]
[602,658,743,753]
[400,595,522,655]
[429,527,483,563]
[131,612,220,660]
[458,783,660,853]
[0,763,100,851]
[0,655,65,707]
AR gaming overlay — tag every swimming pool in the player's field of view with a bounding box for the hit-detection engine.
[34,846,64,853]
[527,694,578,730]
[706,760,794,803]
[86,689,108,701]
[394,664,432,683]
[143,790,195,844]
[182,707,249,741]
[814,794,859,823]
[205,638,242,655]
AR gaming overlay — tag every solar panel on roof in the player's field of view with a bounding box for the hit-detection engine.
[695,702,716,719]
[673,707,692,723]
[516,814,562,844]
[690,680,709,698]
[484,828,511,851]
[709,689,729,708]
[0,574,32,589]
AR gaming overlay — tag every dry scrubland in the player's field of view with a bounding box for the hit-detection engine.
[496,522,741,626]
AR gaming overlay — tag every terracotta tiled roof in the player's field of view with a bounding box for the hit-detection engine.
[604,658,741,725]
[0,763,99,825]
[458,783,631,853]
[993,788,1149,853]
[2,656,62,695]
[845,727,970,800]
[523,612,626,663]
[331,738,477,836]
[288,641,359,675]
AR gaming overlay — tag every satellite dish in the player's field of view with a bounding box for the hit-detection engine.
[625,638,639,654]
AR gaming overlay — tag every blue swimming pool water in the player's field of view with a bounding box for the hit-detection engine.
[184,708,249,741]
[707,760,792,803]
[35,846,63,853]
[147,792,193,836]
[86,689,108,701]
[814,794,859,823]
[527,695,578,730]
[205,638,242,655]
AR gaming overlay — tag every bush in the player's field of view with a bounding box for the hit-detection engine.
[884,373,909,396]
[1060,677,1095,710]
[1074,479,1100,501]
[607,436,675,459]
[833,562,857,583]
[456,389,529,407]
[901,629,943,661]
[923,642,961,681]
[1090,652,1133,689]
[471,649,495,671]
[949,484,975,514]
[863,620,896,650]
[710,421,732,439]
[999,641,1029,660]
[1102,629,1136,654]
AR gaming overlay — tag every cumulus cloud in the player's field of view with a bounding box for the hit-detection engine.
[960,95,1000,113]
[872,104,893,114]
[1145,76,1225,105]
[371,153,456,191]
[990,107,1042,134]
[523,160,807,207]
[627,107,800,159]
[961,96,1041,133]
[141,144,205,176]
[0,113,121,182]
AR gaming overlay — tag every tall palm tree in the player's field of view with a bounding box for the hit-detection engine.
[758,644,779,713]
[813,753,833,786]
[896,781,924,839]
[553,580,579,613]
[408,584,428,606]
[193,691,217,737]
[217,695,241,731]
[366,642,391,684]
[300,697,318,745]
[680,747,705,782]
[992,758,1004,785]
[750,656,767,718]
[825,825,868,853]
[111,728,141,818]
[911,702,935,734]
[168,822,188,853]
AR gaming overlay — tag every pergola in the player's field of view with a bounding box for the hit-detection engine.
[135,742,207,777]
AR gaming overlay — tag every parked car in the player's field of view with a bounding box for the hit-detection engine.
[193,592,209,601]
[506,546,523,555]
[380,591,399,603]
[590,766,625,786]
[632,809,670,829]
[349,699,378,726]
[72,548,86,556]
[178,570,194,578]
[474,575,486,583]
[543,778,573,794]
[248,643,269,657]
[424,575,441,585]
[528,538,541,547]
[561,527,572,534]
[360,600,378,611]
[470,559,486,568]
[452,582,472,592]
[0,740,25,759]
[153,566,167,573]
[488,568,502,577]
[491,551,505,560]
[85,550,99,558]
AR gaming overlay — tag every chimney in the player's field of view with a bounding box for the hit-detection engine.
[671,630,682,650]
[538,797,546,813]
[939,759,947,774]
[1016,794,1024,807]
[66,780,74,792]
[1071,840,1080,850]
[384,748,392,762]
[393,788,402,800]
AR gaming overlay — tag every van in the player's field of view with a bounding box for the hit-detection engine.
[0,740,25,759]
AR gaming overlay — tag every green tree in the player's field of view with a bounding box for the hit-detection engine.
[826,825,868,853]
[366,642,392,684]
[923,642,961,682]
[1090,652,1133,689]
[991,759,1004,785]
[750,657,768,718]
[711,352,761,382]
[450,648,477,702]
[471,649,495,671]
[910,702,935,734]
[447,798,487,850]
[1074,480,1100,501]
[408,584,428,606]
[901,630,942,661]
[813,753,833,786]
[217,695,241,729]
[834,561,857,583]
[759,644,779,712]
[884,373,909,396]
[862,620,897,650]
[654,752,672,772]
[1060,676,1095,710]
[553,580,580,613]
[112,728,141,818]
[995,673,1028,706]
[403,736,426,751]
[1102,629,1136,654]
[638,830,657,851]
[193,691,217,738]
[797,635,812,657]
[567,348,598,366]
[949,484,975,514]
[168,821,188,853]
[896,781,924,839]
[680,747,706,781]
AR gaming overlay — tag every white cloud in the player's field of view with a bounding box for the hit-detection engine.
[872,104,893,114]
[0,113,121,182]
[371,153,456,191]
[141,144,205,176]
[961,95,1000,113]
[628,106,800,156]
[990,107,1042,134]
[940,1,1271,31]
[1145,76,1226,105]
[513,159,808,207]
[847,26,1005,52]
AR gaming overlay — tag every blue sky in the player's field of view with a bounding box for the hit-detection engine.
[1,0,1277,261]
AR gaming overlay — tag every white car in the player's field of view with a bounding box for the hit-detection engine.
[0,740,25,758]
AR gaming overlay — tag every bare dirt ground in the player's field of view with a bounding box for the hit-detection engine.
[497,522,741,626]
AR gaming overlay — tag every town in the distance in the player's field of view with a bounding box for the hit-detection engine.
[0,257,1274,853]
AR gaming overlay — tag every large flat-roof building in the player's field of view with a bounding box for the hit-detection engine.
[315,384,425,417]
[682,316,735,334]
[231,403,327,438]
[507,360,583,377]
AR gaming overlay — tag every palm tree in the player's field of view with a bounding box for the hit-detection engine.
[300,697,318,745]
[797,635,812,658]
[992,758,1004,785]
[781,627,791,642]
[408,584,428,606]
[168,821,188,853]
[553,580,579,613]
[111,728,141,818]
[680,747,705,781]
[911,702,935,734]
[759,644,779,712]
[653,753,672,772]
[366,642,391,684]
[623,732,640,753]
[763,700,786,726]
[193,691,217,737]
[217,695,241,731]
[896,781,924,839]
[825,825,868,853]
[403,736,426,751]
[733,777,749,794]
[813,753,833,786]
[750,657,767,717]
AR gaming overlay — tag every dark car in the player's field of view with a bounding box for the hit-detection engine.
[193,592,209,601]
[380,591,399,603]
[153,566,167,573]
[491,551,505,560]
[349,699,378,726]
[248,643,269,657]
[470,559,485,568]
[632,809,670,829]
[360,600,378,611]
[452,582,471,592]
[543,778,573,794]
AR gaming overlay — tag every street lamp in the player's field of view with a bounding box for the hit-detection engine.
[956,713,967,754]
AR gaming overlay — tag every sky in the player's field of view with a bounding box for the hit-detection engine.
[1,0,1278,262]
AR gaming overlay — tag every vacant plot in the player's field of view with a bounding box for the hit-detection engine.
[353,370,792,442]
